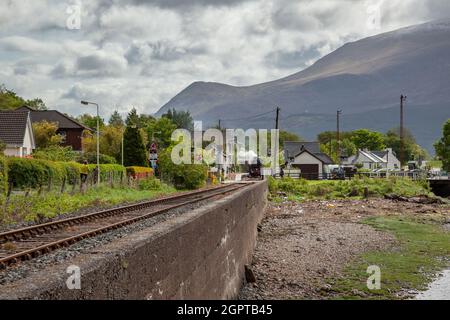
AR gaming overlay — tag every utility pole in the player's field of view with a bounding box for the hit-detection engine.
[121,126,124,166]
[400,94,407,169]
[274,107,280,176]
[218,119,221,130]
[81,100,100,185]
[336,109,342,165]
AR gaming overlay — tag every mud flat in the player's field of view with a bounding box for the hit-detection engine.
[240,199,450,300]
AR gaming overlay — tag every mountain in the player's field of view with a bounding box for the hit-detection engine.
[156,20,450,153]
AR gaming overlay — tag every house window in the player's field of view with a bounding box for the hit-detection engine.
[60,130,67,143]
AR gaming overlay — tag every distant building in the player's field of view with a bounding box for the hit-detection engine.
[0,111,36,157]
[343,148,400,170]
[284,141,334,179]
[15,106,92,151]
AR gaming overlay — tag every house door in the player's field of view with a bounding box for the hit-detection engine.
[294,164,319,180]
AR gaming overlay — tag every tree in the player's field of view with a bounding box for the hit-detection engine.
[385,127,429,164]
[434,119,450,171]
[26,98,47,110]
[82,125,124,163]
[33,145,77,162]
[279,131,303,148]
[147,117,177,149]
[32,121,62,148]
[320,138,357,163]
[123,124,147,167]
[139,114,156,129]
[162,108,194,130]
[158,146,208,189]
[125,108,155,129]
[351,129,386,151]
[317,131,353,146]
[101,125,123,162]
[108,110,124,127]
[0,139,5,152]
[126,108,140,127]
[77,113,105,130]
[0,84,47,110]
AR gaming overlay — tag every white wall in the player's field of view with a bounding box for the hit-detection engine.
[383,149,401,170]
[22,124,34,156]
[3,146,20,157]
[352,152,385,170]
[293,152,323,176]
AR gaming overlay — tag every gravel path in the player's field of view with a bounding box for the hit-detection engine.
[240,199,449,300]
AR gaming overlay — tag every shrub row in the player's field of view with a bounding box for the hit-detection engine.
[4,157,127,192]
[8,157,67,189]
[0,156,7,195]
[87,164,126,184]
[158,148,208,190]
[126,166,154,180]
[268,176,431,199]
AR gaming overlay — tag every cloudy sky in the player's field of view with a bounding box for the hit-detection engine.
[1,0,450,119]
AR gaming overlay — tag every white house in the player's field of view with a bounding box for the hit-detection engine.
[0,111,36,157]
[372,148,401,170]
[343,148,400,170]
[284,142,334,179]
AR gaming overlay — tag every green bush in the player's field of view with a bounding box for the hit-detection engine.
[77,152,117,164]
[0,156,7,195]
[58,161,82,185]
[138,178,162,190]
[7,157,46,189]
[6,158,68,190]
[268,176,432,200]
[33,146,78,162]
[158,148,208,190]
[87,164,126,184]
[126,166,153,175]
[5,157,126,192]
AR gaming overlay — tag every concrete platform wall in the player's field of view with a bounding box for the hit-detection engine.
[1,181,267,300]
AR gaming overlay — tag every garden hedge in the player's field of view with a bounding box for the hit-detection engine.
[87,164,126,184]
[5,157,126,192]
[158,148,208,190]
[126,166,154,180]
[0,156,7,195]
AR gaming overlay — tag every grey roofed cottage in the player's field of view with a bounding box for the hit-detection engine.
[0,111,36,157]
[283,141,334,179]
[342,148,400,170]
[284,141,321,160]
[15,106,92,151]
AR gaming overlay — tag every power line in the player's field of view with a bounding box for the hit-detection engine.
[220,109,277,123]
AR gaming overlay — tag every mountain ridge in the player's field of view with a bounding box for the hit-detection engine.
[156,19,450,153]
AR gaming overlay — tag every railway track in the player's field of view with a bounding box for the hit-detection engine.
[0,183,248,270]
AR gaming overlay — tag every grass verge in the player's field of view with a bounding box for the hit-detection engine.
[328,216,450,299]
[268,176,432,202]
[0,181,177,224]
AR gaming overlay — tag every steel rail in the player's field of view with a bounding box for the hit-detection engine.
[0,183,248,269]
[0,183,241,244]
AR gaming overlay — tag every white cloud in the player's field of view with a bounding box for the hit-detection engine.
[0,0,449,117]
[0,36,63,55]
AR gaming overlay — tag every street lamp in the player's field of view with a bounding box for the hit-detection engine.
[81,100,100,185]
[122,126,124,167]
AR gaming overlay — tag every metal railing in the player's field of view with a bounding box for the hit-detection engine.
[274,170,435,181]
